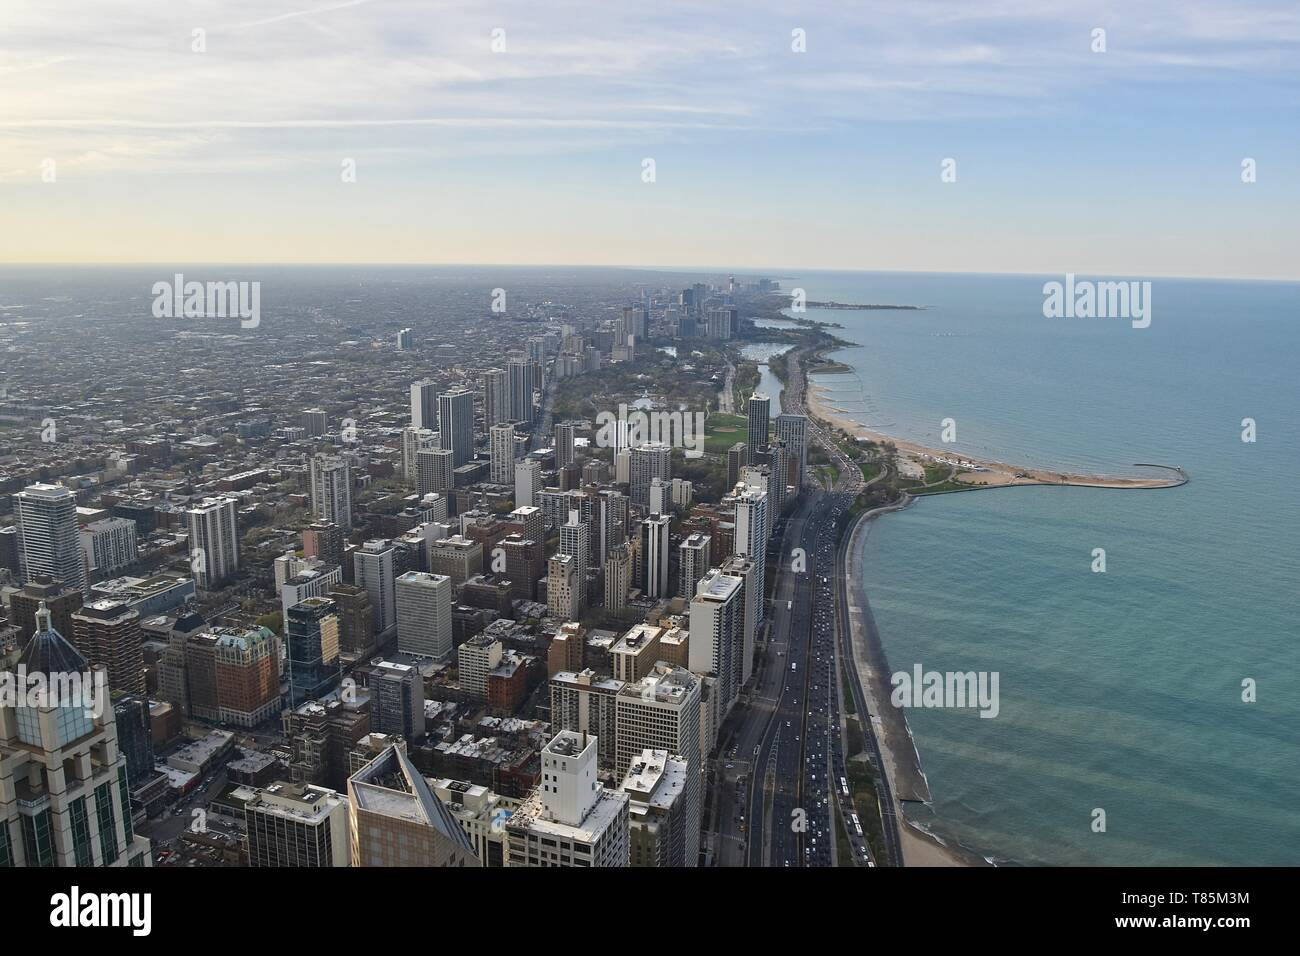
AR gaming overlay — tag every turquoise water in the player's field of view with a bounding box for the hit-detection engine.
[789,270,1300,866]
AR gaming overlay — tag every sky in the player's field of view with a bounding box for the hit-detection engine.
[2,0,1299,277]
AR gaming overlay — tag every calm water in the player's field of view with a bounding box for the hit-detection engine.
[742,342,791,415]
[790,270,1300,866]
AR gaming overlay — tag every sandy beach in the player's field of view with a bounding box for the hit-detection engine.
[807,382,1187,491]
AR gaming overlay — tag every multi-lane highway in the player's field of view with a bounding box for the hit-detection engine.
[710,341,902,867]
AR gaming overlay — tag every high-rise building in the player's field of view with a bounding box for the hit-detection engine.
[630,442,672,507]
[348,745,479,867]
[688,568,745,715]
[482,368,509,426]
[427,536,482,586]
[507,358,541,424]
[438,388,475,468]
[722,554,759,689]
[549,669,624,769]
[186,496,240,589]
[622,750,694,867]
[514,459,541,508]
[732,484,768,631]
[559,510,590,602]
[353,540,397,639]
[212,625,281,727]
[505,731,629,867]
[245,782,350,867]
[79,517,138,577]
[310,455,353,532]
[303,521,345,568]
[417,447,455,494]
[678,532,711,599]
[775,413,808,491]
[410,380,438,430]
[394,571,452,660]
[611,623,664,684]
[0,604,152,866]
[458,633,504,701]
[547,553,580,620]
[489,422,517,485]
[554,421,577,469]
[747,392,771,451]
[370,660,425,742]
[639,514,671,598]
[614,663,701,865]
[603,543,631,615]
[397,328,414,351]
[302,407,328,437]
[727,442,749,488]
[753,442,789,522]
[402,426,439,483]
[286,597,342,706]
[14,483,88,595]
[7,575,82,642]
[328,582,375,658]
[71,599,144,695]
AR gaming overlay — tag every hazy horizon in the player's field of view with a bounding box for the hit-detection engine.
[4,0,1299,278]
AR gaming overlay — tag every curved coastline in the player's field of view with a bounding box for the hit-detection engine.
[815,344,1187,867]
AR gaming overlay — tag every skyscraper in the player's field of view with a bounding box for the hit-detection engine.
[630,442,672,507]
[13,483,87,595]
[310,455,353,532]
[732,484,768,634]
[410,380,438,430]
[71,599,144,695]
[747,392,771,451]
[438,388,476,468]
[417,447,455,494]
[186,496,240,589]
[689,568,745,714]
[775,413,808,491]
[604,543,631,615]
[401,425,439,483]
[554,421,577,469]
[482,368,508,426]
[0,604,152,867]
[370,660,426,742]
[547,553,580,620]
[639,513,671,598]
[286,597,342,707]
[678,532,711,599]
[394,571,452,660]
[727,442,749,488]
[614,663,701,865]
[507,358,541,424]
[353,540,397,640]
[514,459,541,508]
[559,509,591,582]
[489,421,517,485]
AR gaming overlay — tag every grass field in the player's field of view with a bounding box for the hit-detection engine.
[703,413,747,454]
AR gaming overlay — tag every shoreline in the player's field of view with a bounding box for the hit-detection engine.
[806,380,1187,491]
[812,342,1184,867]
[844,500,988,867]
